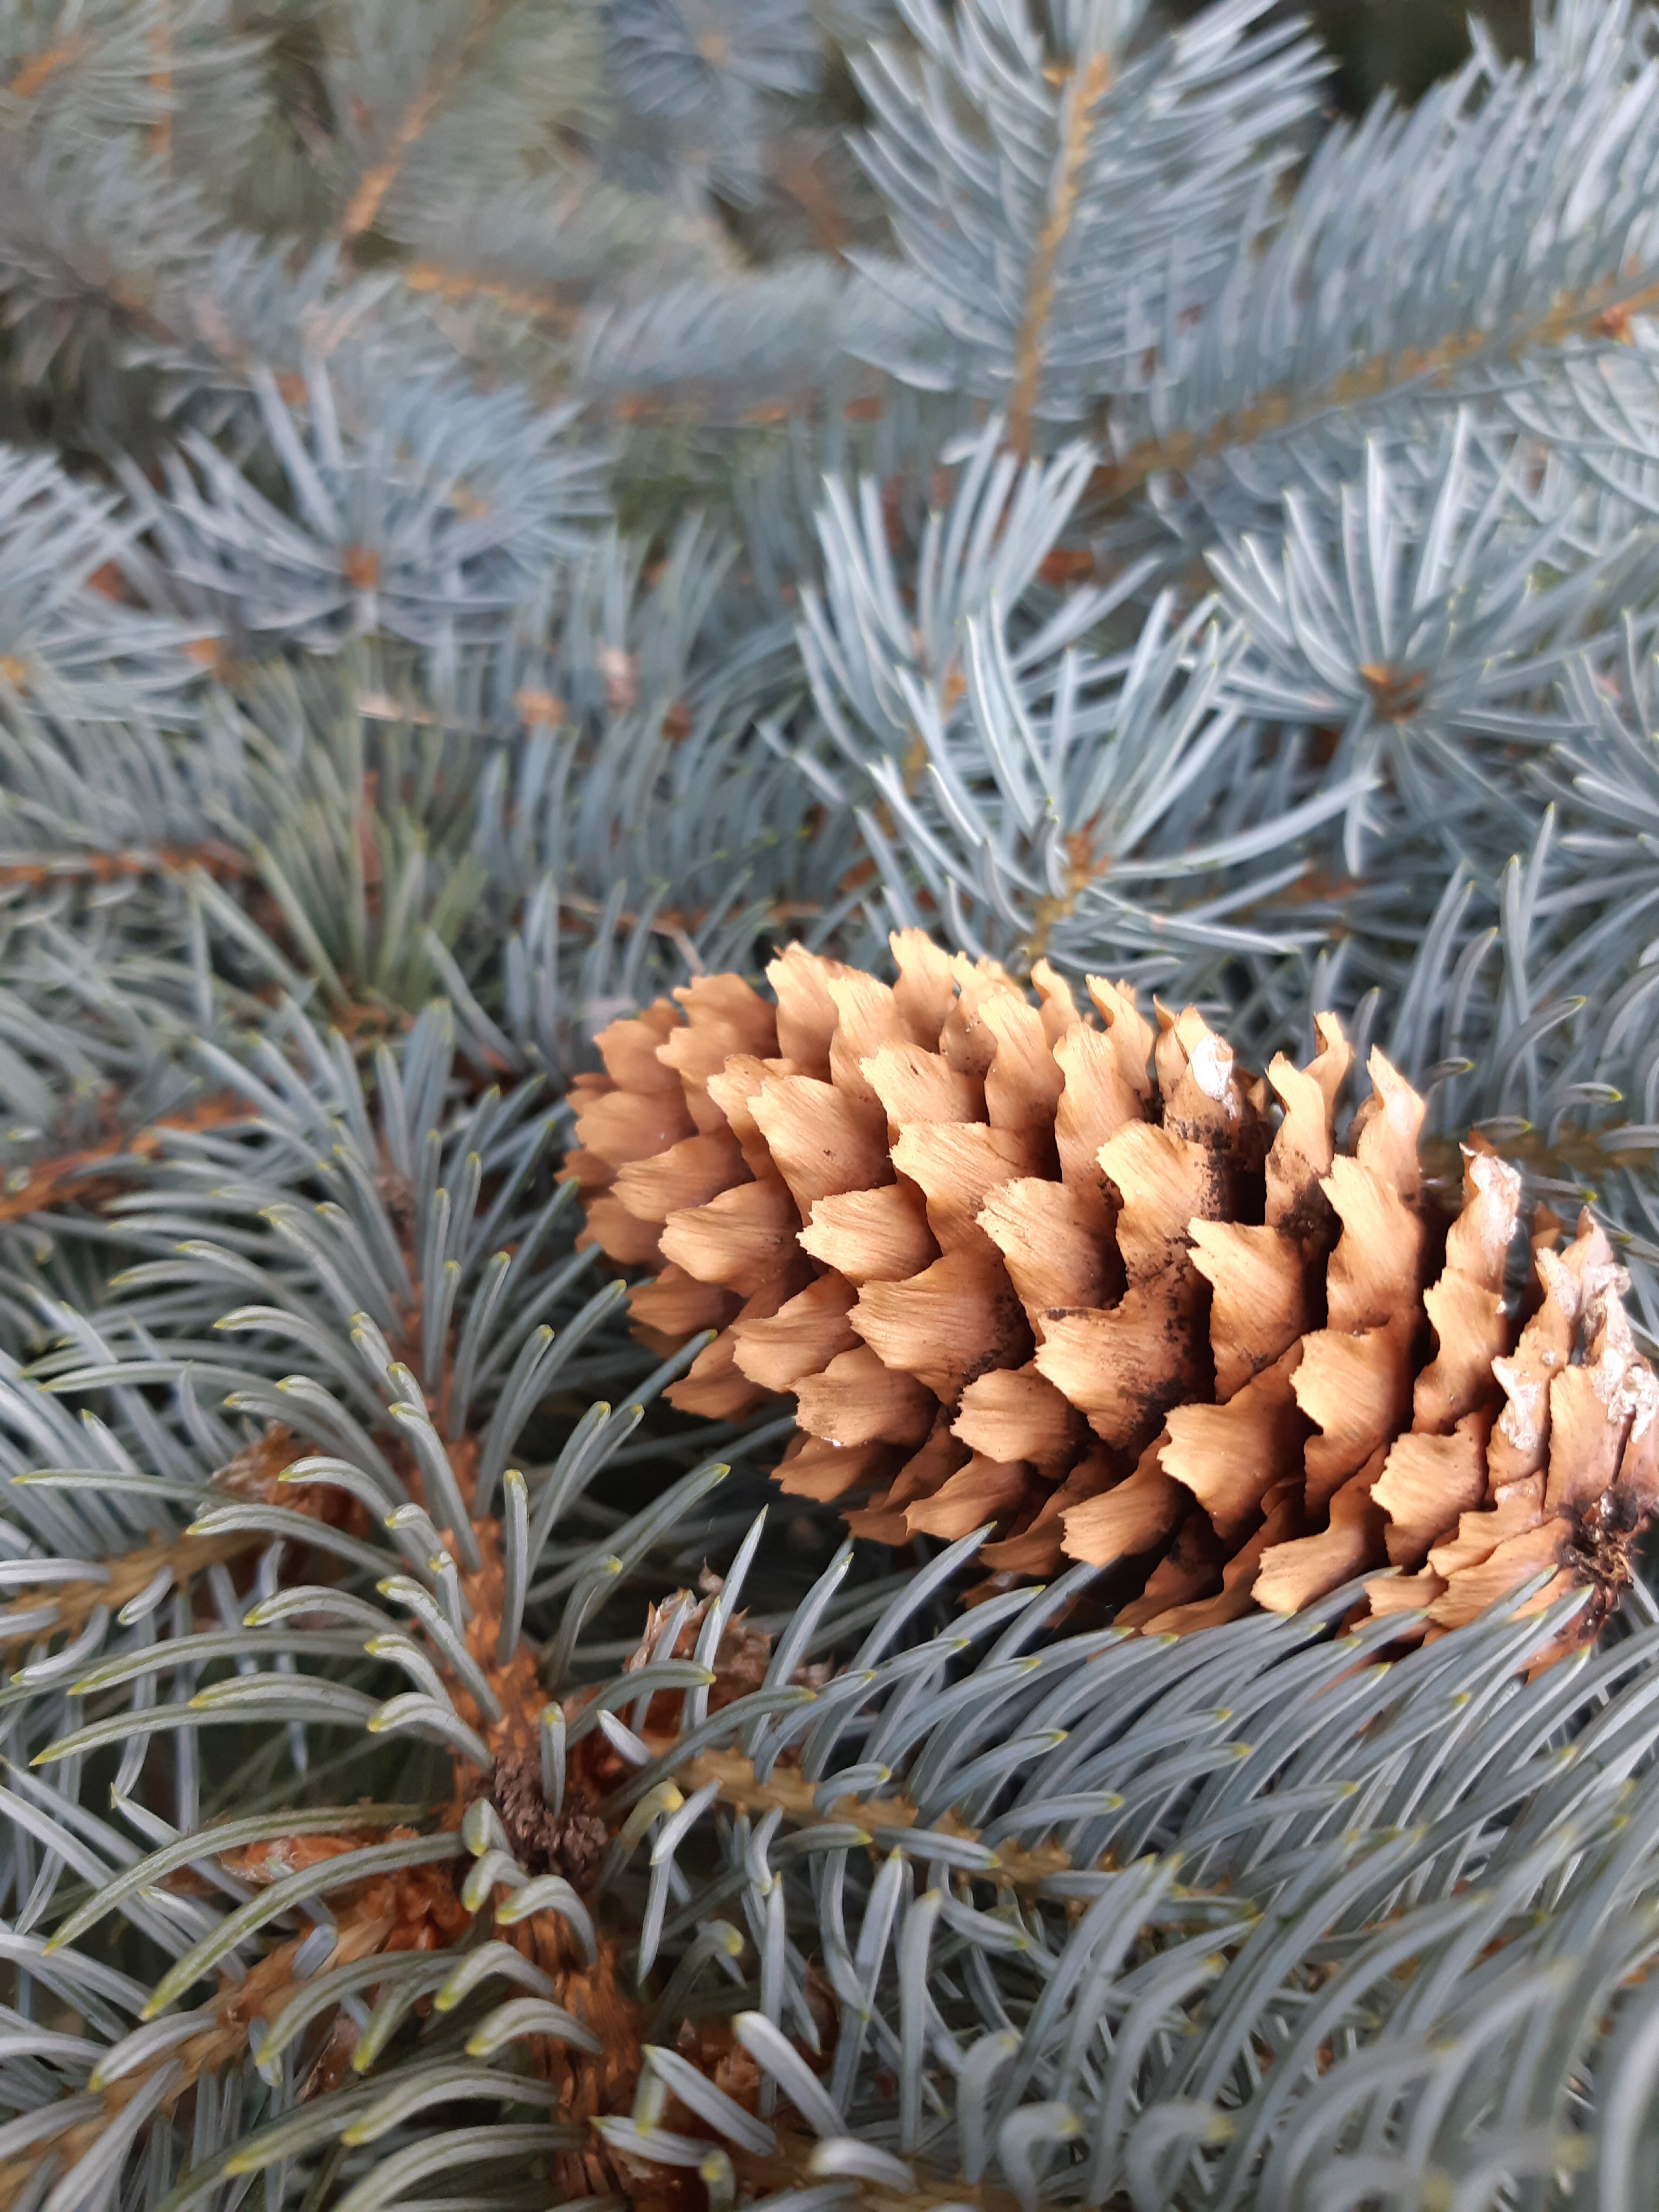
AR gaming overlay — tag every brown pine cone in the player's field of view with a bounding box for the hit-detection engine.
[560,935,1659,1642]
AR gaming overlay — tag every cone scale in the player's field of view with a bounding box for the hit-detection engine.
[561,935,1659,1643]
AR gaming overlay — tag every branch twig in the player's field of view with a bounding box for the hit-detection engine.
[339,1,505,246]
[0,1095,249,1228]
[1007,50,1114,457]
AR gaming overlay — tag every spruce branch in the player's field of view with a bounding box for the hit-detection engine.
[0,842,245,892]
[336,1,508,249]
[1087,260,1659,510]
[1006,46,1113,460]
[3,37,89,105]
[0,1522,266,1660]
[0,1093,247,1228]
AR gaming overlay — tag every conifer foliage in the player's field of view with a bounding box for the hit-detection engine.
[8,2,1659,2208]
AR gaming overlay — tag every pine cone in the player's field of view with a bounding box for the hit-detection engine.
[561,935,1659,1642]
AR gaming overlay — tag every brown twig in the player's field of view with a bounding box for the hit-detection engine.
[402,261,582,329]
[1022,824,1107,966]
[664,1743,1073,1897]
[0,1428,302,1657]
[5,37,84,100]
[0,842,246,893]
[1087,265,1659,504]
[0,1529,255,1657]
[0,1094,250,1228]
[1007,51,1114,457]
[147,5,172,171]
[339,1,505,246]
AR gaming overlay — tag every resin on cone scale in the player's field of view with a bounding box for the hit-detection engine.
[560,934,1659,1643]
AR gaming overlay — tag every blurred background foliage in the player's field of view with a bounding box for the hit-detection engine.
[1262,0,1530,109]
[0,0,1536,458]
